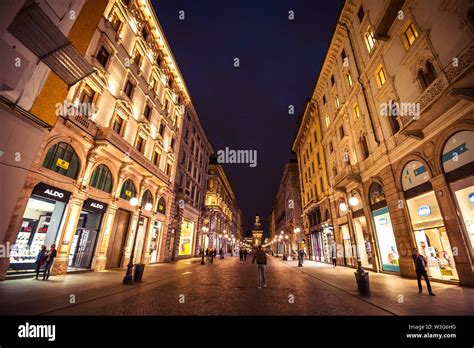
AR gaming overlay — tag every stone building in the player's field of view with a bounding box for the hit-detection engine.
[170,103,213,260]
[268,160,303,259]
[293,0,474,286]
[2,0,198,279]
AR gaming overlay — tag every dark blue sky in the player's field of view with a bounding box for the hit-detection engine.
[152,0,343,235]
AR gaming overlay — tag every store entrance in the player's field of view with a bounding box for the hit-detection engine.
[68,213,100,270]
[106,209,130,269]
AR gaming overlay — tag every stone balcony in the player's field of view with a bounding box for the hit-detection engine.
[334,164,361,191]
[95,127,170,184]
[65,114,98,137]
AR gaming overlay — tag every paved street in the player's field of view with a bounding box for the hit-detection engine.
[1,255,473,316]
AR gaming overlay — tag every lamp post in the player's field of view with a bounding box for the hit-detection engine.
[201,226,208,265]
[123,197,152,285]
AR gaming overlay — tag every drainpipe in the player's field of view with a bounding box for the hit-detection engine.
[338,21,380,144]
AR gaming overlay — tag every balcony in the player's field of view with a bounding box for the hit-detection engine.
[66,115,98,137]
[334,164,361,190]
[95,127,170,184]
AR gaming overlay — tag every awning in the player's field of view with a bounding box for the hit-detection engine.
[8,1,94,86]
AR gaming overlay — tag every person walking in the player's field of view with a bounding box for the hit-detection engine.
[252,245,267,289]
[239,249,243,263]
[243,249,248,262]
[34,245,47,279]
[298,247,306,267]
[209,248,214,265]
[219,247,224,259]
[43,244,57,280]
[331,245,337,268]
[412,248,435,296]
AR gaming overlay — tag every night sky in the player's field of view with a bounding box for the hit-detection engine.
[152,0,343,236]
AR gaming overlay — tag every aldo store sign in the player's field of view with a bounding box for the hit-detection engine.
[33,183,71,203]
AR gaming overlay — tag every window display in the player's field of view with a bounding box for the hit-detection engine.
[149,220,163,263]
[372,207,399,272]
[9,183,70,272]
[178,220,195,256]
[453,183,474,257]
[353,216,373,268]
[340,224,354,266]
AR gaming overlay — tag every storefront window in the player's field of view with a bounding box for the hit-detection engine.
[340,224,354,266]
[179,220,195,256]
[406,191,458,280]
[372,207,399,272]
[149,221,163,263]
[353,216,373,268]
[42,142,80,179]
[452,180,474,257]
[9,183,70,272]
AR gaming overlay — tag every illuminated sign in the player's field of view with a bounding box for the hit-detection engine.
[378,218,387,225]
[56,158,70,170]
[418,205,431,217]
[469,193,474,204]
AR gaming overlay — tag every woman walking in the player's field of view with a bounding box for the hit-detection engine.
[43,244,57,280]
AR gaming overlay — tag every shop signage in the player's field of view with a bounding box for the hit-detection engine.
[33,183,71,203]
[56,158,70,170]
[418,205,431,217]
[83,198,108,214]
[469,193,474,204]
[378,218,387,225]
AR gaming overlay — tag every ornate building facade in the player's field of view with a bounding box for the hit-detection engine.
[169,103,213,260]
[294,0,474,286]
[268,160,303,258]
[2,0,201,279]
[203,159,241,253]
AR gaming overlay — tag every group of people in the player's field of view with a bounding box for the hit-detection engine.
[34,244,57,280]
[204,247,228,264]
[238,248,248,263]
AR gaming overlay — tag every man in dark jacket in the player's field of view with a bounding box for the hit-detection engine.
[252,245,267,289]
[43,244,57,280]
[412,248,435,296]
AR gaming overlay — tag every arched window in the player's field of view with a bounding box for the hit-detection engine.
[90,164,113,193]
[401,160,430,191]
[120,179,136,200]
[157,197,166,214]
[142,190,153,207]
[369,182,385,206]
[360,135,369,160]
[442,131,474,173]
[42,142,80,179]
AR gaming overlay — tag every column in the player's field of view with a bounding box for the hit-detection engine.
[91,204,118,271]
[53,193,86,275]
[430,174,474,286]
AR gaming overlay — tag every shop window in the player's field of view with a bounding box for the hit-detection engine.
[42,142,80,179]
[442,131,474,173]
[364,27,376,53]
[142,190,153,207]
[417,61,437,90]
[90,164,113,193]
[96,45,111,68]
[401,21,419,49]
[120,179,136,200]
[375,65,387,88]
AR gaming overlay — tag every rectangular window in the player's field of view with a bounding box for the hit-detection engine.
[96,45,110,67]
[153,150,161,166]
[166,163,172,176]
[353,103,361,119]
[334,95,340,108]
[322,95,326,105]
[159,122,165,137]
[329,141,334,153]
[325,114,331,129]
[80,85,95,105]
[143,105,151,120]
[364,27,376,53]
[110,13,121,32]
[346,72,353,88]
[402,21,419,49]
[124,80,134,98]
[141,27,149,41]
[135,136,145,153]
[341,48,347,61]
[357,6,365,22]
[112,116,123,135]
[170,138,175,151]
[375,65,387,88]
[133,50,142,68]
[339,126,345,139]
[331,75,335,86]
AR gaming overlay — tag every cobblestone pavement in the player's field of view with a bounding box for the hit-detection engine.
[47,255,389,315]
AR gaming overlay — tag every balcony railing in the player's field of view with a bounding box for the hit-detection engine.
[95,127,170,184]
[66,115,98,137]
[334,164,361,188]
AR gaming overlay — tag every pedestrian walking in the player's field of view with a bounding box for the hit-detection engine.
[209,248,214,265]
[252,245,267,289]
[213,249,217,259]
[43,244,57,280]
[220,247,224,259]
[331,246,337,268]
[412,248,435,296]
[239,249,243,263]
[34,245,47,279]
[298,248,306,267]
[243,249,248,262]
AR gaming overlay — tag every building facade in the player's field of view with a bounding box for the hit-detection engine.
[203,159,241,253]
[170,103,213,260]
[2,0,199,279]
[268,160,303,258]
[295,0,474,286]
[0,0,109,279]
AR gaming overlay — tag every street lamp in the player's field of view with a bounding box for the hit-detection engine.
[123,197,152,285]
